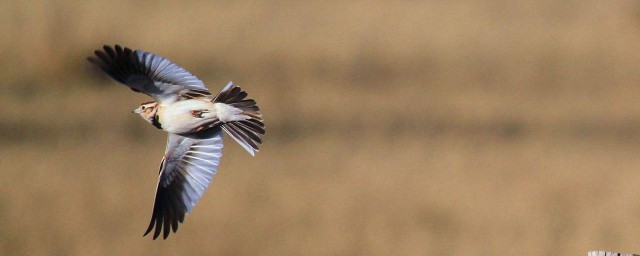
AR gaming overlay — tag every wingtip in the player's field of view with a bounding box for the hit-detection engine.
[142,220,163,240]
[223,81,234,91]
[143,215,156,239]
[143,228,153,238]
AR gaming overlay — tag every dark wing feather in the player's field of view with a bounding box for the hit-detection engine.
[88,44,210,103]
[144,128,224,240]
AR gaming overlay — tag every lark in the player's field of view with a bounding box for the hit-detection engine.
[88,45,264,239]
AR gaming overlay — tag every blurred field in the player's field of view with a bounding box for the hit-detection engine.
[2,0,640,255]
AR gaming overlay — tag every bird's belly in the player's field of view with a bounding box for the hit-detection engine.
[158,100,217,134]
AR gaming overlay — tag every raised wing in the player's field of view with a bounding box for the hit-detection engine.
[144,128,224,239]
[88,44,210,103]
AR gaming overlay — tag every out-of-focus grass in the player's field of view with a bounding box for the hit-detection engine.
[2,1,640,255]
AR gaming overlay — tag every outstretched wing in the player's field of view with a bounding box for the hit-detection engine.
[88,44,210,103]
[144,128,224,240]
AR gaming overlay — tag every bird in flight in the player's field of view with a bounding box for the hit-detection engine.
[88,45,264,240]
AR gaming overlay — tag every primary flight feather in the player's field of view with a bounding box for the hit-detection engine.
[88,45,265,239]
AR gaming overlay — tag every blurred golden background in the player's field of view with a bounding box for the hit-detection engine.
[2,0,640,255]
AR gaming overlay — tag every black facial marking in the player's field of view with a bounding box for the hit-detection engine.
[151,115,162,130]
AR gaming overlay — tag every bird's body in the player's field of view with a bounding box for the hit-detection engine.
[155,99,235,134]
[88,45,265,240]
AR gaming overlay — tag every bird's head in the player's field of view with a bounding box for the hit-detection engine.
[133,101,159,124]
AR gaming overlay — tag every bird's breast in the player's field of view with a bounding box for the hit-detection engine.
[157,100,217,134]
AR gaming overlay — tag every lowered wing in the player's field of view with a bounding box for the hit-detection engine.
[144,128,224,239]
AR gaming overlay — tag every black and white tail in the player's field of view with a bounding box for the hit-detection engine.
[214,82,265,156]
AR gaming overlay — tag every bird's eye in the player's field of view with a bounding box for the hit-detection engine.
[142,106,146,110]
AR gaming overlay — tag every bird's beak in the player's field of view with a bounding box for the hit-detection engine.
[133,108,141,114]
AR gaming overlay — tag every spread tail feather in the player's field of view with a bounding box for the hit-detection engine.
[214,82,265,156]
